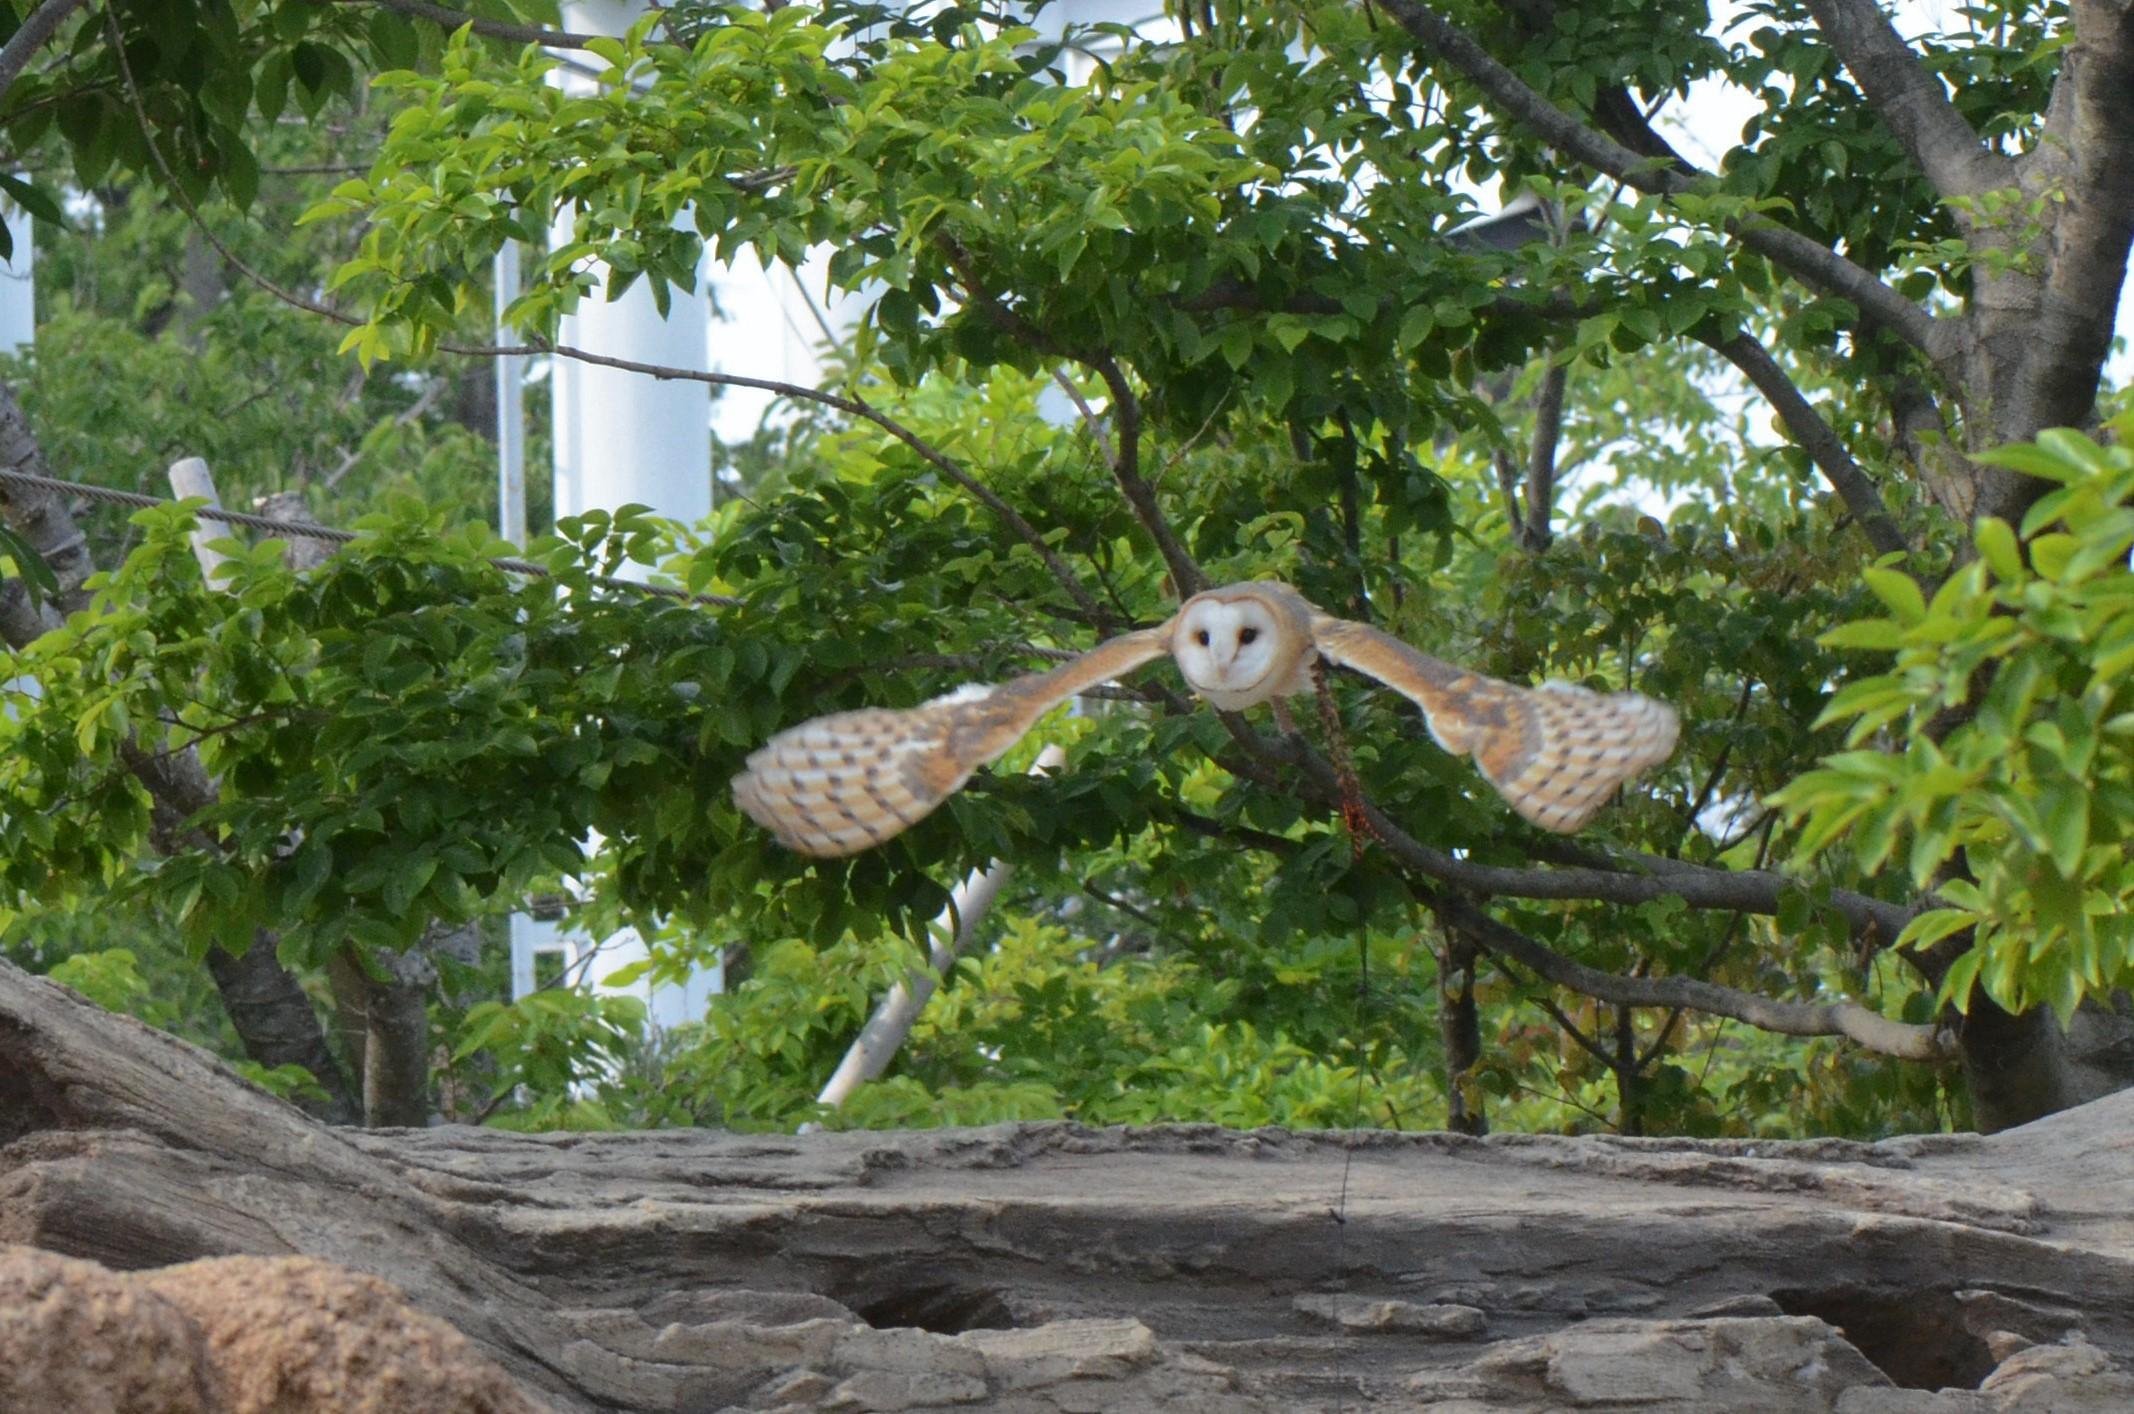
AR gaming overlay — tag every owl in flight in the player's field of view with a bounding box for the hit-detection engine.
[732,581,1678,857]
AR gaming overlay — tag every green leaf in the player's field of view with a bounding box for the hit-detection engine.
[2037,780,2090,878]
[1819,619,1904,651]
[0,524,58,608]
[382,853,438,917]
[1861,566,1926,625]
[1973,518,2023,583]
[0,174,66,228]
[1937,945,1984,1011]
[1897,907,1977,952]
[1978,441,2079,483]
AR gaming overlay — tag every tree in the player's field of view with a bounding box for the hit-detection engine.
[1,0,2131,1137]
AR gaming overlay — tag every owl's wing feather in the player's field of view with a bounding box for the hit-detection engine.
[1311,615,1678,832]
[732,623,1175,857]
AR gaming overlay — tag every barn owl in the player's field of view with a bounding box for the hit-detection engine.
[732,581,1678,857]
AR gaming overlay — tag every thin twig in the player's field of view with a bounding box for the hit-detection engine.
[322,378,447,489]
[1048,368,1117,467]
[1529,988,1616,1070]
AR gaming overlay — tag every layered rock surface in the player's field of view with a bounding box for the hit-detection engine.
[4,961,2131,1411]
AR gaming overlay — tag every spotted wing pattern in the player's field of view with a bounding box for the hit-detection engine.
[731,626,1174,857]
[1311,616,1678,832]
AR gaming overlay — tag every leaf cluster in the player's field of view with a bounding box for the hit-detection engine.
[1777,415,2134,1023]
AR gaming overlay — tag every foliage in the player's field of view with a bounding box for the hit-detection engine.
[1,0,2126,1142]
[44,946,166,1021]
[232,1057,333,1103]
[0,0,548,219]
[10,74,513,568]
[1777,415,2134,1024]
[452,987,650,1130]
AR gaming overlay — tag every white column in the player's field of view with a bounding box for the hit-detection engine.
[702,246,862,447]
[494,243,527,548]
[510,0,720,1024]
[551,1,710,534]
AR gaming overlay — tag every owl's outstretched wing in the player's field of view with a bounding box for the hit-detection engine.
[732,623,1176,857]
[1311,615,1678,833]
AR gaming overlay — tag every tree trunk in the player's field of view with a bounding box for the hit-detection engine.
[1437,933,1485,1136]
[326,944,435,1129]
[200,930,360,1127]
[6,959,2134,1412]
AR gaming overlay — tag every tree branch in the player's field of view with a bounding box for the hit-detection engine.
[0,0,88,100]
[1522,358,1568,551]
[1702,330,1911,558]
[1430,890,1951,1061]
[1803,0,2013,205]
[1437,927,1486,1134]
[817,744,1068,1111]
[1182,752,1943,1061]
[112,741,362,1125]
[1367,0,1947,361]
[1525,985,1619,1071]
[0,574,48,644]
[937,235,1209,598]
[1089,353,1209,597]
[1495,0,1697,175]
[1224,719,1917,943]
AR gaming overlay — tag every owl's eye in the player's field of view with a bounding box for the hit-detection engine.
[1195,628,1211,646]
[1238,627,1260,646]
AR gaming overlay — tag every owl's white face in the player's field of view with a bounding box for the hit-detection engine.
[1172,589,1310,711]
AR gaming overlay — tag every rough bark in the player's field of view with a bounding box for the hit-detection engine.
[1959,992,2134,1134]
[7,959,2134,1412]
[197,931,360,1127]
[0,380,96,613]
[116,738,361,1126]
[1437,931,1485,1136]
[357,947,435,1130]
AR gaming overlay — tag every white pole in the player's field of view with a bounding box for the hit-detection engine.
[515,0,720,1025]
[494,243,527,548]
[0,192,30,703]
[552,1,710,539]
[167,458,231,586]
[815,744,1068,1110]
